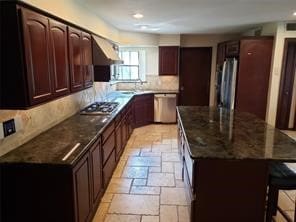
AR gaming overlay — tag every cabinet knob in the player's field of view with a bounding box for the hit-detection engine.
[180,86,184,91]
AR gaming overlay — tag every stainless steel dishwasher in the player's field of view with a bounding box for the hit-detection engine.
[154,94,177,123]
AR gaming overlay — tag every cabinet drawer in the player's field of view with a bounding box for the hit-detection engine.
[102,132,115,165]
[103,150,116,187]
[102,122,115,143]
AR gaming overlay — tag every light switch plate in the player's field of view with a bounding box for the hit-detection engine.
[0,116,23,140]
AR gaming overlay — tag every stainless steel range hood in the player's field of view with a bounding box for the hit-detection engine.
[92,36,123,65]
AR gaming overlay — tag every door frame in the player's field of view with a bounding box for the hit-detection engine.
[276,38,296,130]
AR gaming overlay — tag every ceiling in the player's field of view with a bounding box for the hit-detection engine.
[77,0,296,34]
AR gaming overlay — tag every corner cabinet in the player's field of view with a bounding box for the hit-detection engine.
[159,46,179,75]
[0,3,93,109]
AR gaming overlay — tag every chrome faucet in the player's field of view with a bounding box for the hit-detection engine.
[134,79,143,91]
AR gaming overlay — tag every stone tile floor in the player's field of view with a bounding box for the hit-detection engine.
[92,125,296,222]
[93,124,189,222]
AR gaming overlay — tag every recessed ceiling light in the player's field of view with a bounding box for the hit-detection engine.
[140,25,148,30]
[133,13,144,19]
[293,11,296,16]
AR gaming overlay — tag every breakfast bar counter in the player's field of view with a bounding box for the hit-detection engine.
[177,106,296,222]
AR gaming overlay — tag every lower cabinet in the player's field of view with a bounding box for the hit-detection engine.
[73,154,92,222]
[115,122,123,161]
[134,94,154,128]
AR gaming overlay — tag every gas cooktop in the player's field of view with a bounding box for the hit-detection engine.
[80,102,119,115]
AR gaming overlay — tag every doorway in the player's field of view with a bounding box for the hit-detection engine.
[276,38,296,130]
[179,47,212,106]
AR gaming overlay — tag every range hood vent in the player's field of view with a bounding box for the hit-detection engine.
[92,36,123,65]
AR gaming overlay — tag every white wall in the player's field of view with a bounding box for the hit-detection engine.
[180,34,240,106]
[266,22,296,126]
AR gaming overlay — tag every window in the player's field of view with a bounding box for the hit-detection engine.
[112,48,146,81]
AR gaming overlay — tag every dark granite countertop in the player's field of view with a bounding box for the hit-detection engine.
[177,106,296,162]
[0,93,134,166]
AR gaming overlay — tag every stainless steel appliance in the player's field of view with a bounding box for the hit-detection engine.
[154,94,177,123]
[80,102,119,115]
[218,58,238,110]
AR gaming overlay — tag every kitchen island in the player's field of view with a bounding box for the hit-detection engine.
[177,106,296,222]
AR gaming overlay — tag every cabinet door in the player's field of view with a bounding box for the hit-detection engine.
[73,155,91,222]
[225,41,240,57]
[216,42,226,66]
[68,27,83,92]
[21,8,53,105]
[90,140,103,206]
[134,103,147,128]
[82,32,93,88]
[115,124,123,160]
[49,19,70,97]
[159,46,179,75]
[146,96,154,123]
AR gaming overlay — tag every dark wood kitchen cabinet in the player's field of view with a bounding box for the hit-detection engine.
[235,38,273,120]
[0,3,93,108]
[82,33,94,88]
[49,19,71,97]
[225,40,240,57]
[69,28,94,92]
[1,137,103,222]
[90,139,103,206]
[68,27,84,92]
[134,94,154,128]
[159,46,179,75]
[21,8,54,105]
[73,154,92,222]
[216,42,226,66]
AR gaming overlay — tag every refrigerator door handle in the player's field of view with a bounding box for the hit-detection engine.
[220,60,227,106]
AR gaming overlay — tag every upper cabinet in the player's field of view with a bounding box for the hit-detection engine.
[216,42,226,67]
[81,33,94,88]
[49,19,70,97]
[159,46,179,75]
[68,27,84,92]
[0,3,93,109]
[21,8,53,105]
[68,28,93,92]
[225,41,240,57]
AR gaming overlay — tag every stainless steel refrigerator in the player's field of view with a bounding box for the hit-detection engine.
[217,58,238,110]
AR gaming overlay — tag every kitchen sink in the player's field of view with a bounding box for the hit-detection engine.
[120,91,136,94]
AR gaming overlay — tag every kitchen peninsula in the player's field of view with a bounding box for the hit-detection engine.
[177,106,296,222]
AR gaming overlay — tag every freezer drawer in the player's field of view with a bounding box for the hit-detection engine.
[154,94,176,123]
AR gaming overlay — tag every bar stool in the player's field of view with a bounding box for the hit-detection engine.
[266,162,296,222]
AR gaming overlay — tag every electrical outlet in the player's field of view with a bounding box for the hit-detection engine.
[3,119,16,137]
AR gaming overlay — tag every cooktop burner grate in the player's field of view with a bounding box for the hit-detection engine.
[80,102,119,115]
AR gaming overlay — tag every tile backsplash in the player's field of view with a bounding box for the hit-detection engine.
[115,75,179,91]
[0,75,177,157]
[0,82,113,157]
